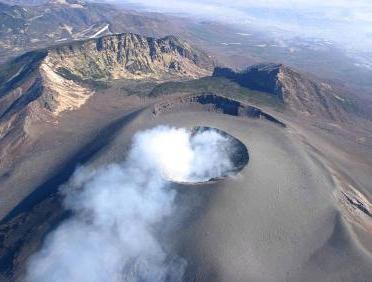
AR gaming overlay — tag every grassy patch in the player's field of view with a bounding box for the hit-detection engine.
[56,67,110,90]
[118,80,158,97]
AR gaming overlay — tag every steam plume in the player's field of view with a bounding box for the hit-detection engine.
[25,126,235,282]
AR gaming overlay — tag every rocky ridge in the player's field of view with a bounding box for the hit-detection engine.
[213,63,348,121]
[0,33,212,163]
[0,0,188,62]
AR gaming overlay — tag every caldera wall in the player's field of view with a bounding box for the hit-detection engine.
[152,93,286,127]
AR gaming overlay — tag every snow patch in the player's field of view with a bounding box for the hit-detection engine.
[220,42,241,46]
[90,24,110,38]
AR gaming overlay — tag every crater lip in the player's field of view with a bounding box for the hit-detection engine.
[168,126,249,185]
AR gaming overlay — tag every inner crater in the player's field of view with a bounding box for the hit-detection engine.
[163,126,249,184]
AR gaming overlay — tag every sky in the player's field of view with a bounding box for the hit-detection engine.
[106,0,372,50]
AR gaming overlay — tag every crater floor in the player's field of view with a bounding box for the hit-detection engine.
[1,91,371,282]
[89,108,372,282]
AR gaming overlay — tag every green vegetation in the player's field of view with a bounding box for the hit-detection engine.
[56,67,110,90]
[118,80,158,97]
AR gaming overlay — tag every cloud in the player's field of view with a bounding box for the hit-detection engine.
[107,0,372,9]
[107,0,372,50]
[25,126,236,282]
[107,0,372,15]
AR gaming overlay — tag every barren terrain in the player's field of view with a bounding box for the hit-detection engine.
[0,26,371,281]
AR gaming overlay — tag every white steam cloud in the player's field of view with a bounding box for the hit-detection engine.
[25,126,236,282]
[137,126,234,183]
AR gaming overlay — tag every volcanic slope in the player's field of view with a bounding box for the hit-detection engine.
[0,33,371,282]
[0,32,213,218]
[2,96,372,281]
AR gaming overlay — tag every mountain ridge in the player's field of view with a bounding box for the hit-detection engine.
[0,32,213,164]
[213,63,348,121]
[0,0,190,63]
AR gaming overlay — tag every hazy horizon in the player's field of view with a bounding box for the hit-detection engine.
[105,0,372,51]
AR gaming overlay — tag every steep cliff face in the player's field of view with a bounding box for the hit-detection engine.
[49,33,212,81]
[213,63,348,121]
[0,33,212,163]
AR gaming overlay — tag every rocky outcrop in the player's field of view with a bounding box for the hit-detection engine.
[153,93,286,127]
[0,0,188,62]
[213,63,348,121]
[49,33,212,81]
[332,169,372,234]
[213,64,283,99]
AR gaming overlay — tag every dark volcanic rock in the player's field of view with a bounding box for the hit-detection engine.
[152,93,286,127]
[213,63,348,121]
[213,64,283,99]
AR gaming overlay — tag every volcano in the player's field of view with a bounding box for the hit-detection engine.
[0,31,371,282]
